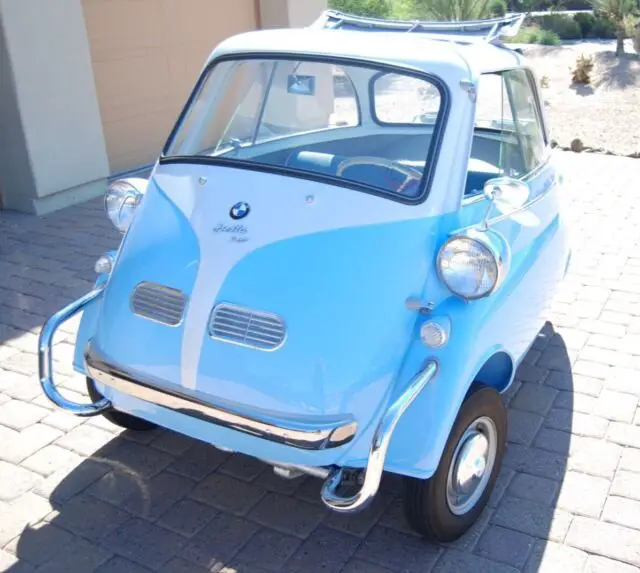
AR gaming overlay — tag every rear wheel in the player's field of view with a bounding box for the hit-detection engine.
[402,386,506,542]
[86,377,157,431]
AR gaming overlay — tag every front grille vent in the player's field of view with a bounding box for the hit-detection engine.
[209,303,286,351]
[131,282,187,326]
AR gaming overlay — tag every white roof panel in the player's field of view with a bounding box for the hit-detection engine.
[210,28,526,80]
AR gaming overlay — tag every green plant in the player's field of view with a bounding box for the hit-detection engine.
[537,13,583,38]
[393,0,494,20]
[571,53,595,83]
[589,0,637,55]
[328,0,392,17]
[538,28,563,44]
[574,11,596,36]
[510,26,562,44]
[629,16,640,53]
[623,14,639,37]
[589,14,618,38]
[489,0,508,16]
[510,26,541,42]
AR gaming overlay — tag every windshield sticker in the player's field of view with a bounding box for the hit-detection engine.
[287,75,316,96]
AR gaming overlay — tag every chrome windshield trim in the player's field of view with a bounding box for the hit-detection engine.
[160,52,451,207]
[84,345,357,450]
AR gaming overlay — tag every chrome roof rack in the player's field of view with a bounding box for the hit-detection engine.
[311,10,525,44]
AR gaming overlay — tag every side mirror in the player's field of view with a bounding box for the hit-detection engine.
[481,177,530,230]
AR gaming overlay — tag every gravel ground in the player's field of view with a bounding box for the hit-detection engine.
[333,39,639,158]
[518,39,640,157]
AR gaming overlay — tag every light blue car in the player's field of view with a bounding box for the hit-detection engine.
[38,11,571,541]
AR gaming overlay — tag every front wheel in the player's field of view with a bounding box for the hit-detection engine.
[403,386,507,542]
[86,378,157,431]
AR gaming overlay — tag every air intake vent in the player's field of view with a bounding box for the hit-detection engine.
[131,282,186,326]
[209,304,286,351]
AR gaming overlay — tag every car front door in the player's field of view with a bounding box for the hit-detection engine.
[458,67,571,363]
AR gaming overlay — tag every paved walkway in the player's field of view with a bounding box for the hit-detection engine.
[1,151,640,572]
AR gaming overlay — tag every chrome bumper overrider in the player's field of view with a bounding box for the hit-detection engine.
[321,360,438,512]
[38,290,438,513]
[38,287,112,416]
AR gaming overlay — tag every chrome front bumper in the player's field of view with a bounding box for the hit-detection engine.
[38,290,438,513]
[84,346,357,451]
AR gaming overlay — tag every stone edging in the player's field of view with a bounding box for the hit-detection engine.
[551,140,640,159]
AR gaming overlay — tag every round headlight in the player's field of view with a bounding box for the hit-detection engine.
[105,179,145,233]
[437,231,505,300]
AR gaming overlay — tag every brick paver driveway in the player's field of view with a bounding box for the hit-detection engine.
[1,151,640,572]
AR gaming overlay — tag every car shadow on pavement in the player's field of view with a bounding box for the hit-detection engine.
[7,322,573,572]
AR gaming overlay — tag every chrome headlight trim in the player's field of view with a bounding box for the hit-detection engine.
[436,228,510,301]
[105,178,147,233]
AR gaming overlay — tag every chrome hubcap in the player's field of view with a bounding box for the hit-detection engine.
[446,416,497,516]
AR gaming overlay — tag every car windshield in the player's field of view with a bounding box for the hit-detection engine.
[164,57,445,199]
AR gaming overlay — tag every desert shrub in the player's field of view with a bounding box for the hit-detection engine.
[537,29,563,44]
[623,15,639,37]
[562,0,592,8]
[574,12,596,36]
[395,0,499,20]
[510,26,562,44]
[489,0,508,16]
[571,53,595,84]
[631,19,640,53]
[589,14,618,38]
[510,26,541,43]
[537,13,583,39]
[328,0,391,17]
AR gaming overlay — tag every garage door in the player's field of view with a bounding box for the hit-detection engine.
[82,0,258,174]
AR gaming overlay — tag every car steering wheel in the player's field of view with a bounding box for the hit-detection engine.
[336,156,423,194]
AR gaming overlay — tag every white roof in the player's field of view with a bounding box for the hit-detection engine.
[209,28,526,81]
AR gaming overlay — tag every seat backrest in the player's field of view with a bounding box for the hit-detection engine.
[465,157,502,197]
[286,150,501,197]
[285,151,343,175]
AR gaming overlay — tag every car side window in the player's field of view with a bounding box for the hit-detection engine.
[466,69,547,197]
[503,69,547,173]
[372,73,442,125]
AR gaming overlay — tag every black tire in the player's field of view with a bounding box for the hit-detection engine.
[403,386,507,542]
[86,377,157,431]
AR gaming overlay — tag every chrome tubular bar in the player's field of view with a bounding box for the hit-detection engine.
[321,360,438,513]
[38,288,111,416]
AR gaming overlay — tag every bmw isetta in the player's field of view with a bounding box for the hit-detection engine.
[38,11,570,541]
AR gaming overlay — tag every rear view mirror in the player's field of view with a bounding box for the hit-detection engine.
[287,75,316,96]
[481,177,530,230]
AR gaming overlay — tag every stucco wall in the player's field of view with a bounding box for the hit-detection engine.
[259,0,325,29]
[0,0,109,213]
[0,14,35,211]
[82,0,259,174]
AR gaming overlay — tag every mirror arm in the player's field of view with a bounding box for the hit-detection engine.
[481,198,494,231]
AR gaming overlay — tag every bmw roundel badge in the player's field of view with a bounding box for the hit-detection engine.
[230,202,250,220]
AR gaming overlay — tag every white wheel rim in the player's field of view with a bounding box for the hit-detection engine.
[446,416,497,516]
